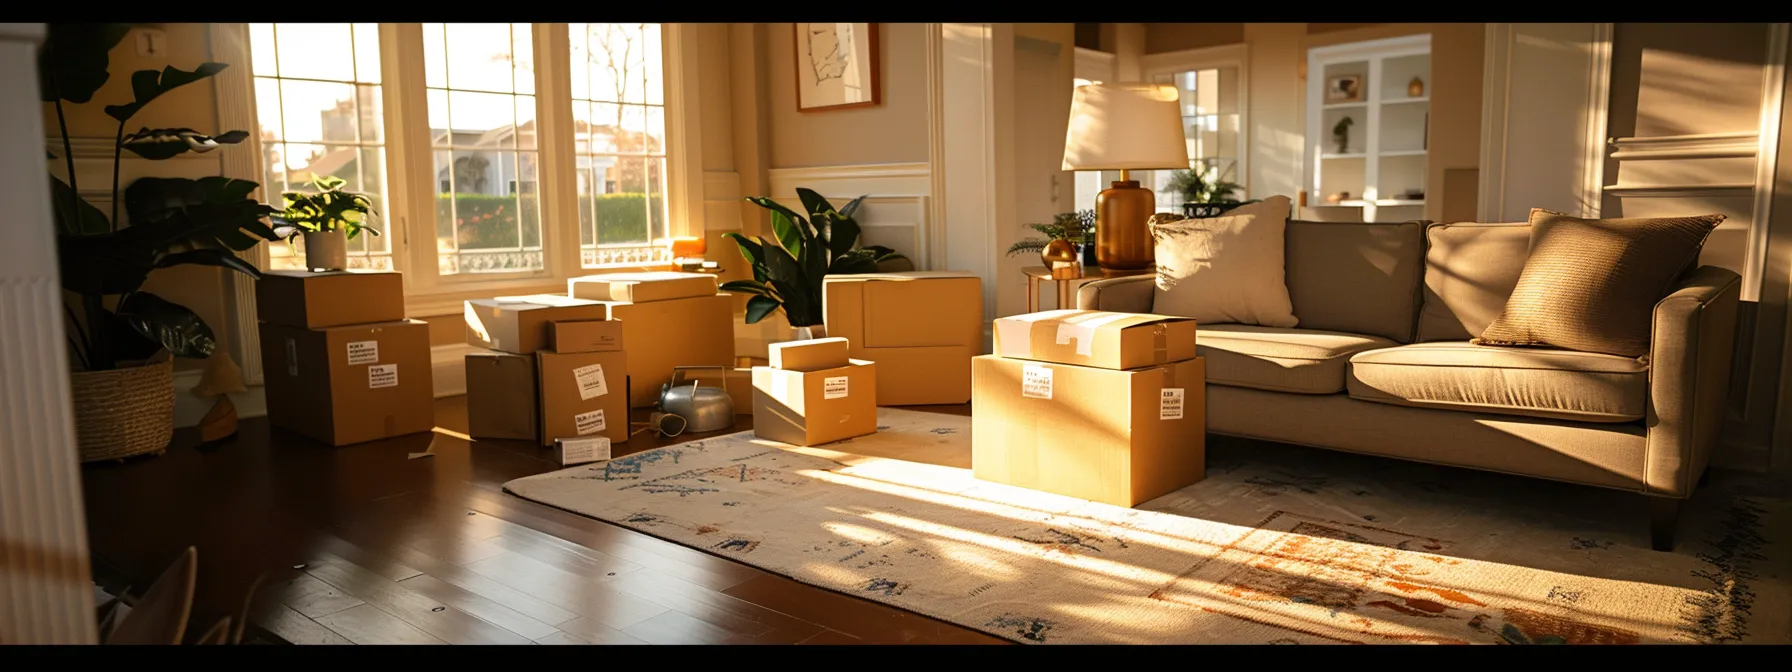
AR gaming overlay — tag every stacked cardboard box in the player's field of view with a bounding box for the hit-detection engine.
[823,271,983,405]
[568,271,734,408]
[972,309,1206,507]
[461,296,628,449]
[752,338,876,447]
[256,270,435,446]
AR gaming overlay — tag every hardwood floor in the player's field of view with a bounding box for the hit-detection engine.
[79,396,1003,645]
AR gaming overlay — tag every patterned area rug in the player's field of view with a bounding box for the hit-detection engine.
[504,409,1792,644]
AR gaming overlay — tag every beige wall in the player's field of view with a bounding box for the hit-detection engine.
[764,23,928,168]
[44,23,235,371]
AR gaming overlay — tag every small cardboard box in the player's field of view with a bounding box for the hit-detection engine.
[568,271,719,303]
[259,319,435,446]
[723,367,754,415]
[769,337,850,372]
[596,294,735,408]
[550,319,624,353]
[971,355,1206,507]
[822,271,983,405]
[464,295,609,354]
[537,349,630,447]
[752,359,877,447]
[854,345,974,406]
[993,310,1198,371]
[553,437,612,467]
[465,351,537,441]
[256,270,405,329]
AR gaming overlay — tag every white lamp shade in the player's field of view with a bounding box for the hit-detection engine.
[1061,82,1191,171]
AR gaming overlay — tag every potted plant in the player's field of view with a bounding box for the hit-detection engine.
[722,188,908,340]
[271,174,380,271]
[1006,211,1094,268]
[42,24,279,461]
[1165,159,1248,219]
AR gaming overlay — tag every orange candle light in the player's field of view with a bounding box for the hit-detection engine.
[669,236,707,258]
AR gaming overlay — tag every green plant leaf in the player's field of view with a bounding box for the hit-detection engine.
[104,63,229,123]
[825,212,861,260]
[38,23,131,103]
[57,231,155,295]
[767,209,804,260]
[99,309,165,365]
[744,295,782,324]
[718,279,774,297]
[801,236,829,289]
[745,195,810,235]
[827,250,879,274]
[1006,238,1050,257]
[839,195,868,220]
[116,291,216,358]
[154,249,262,278]
[795,188,836,221]
[50,173,111,235]
[122,177,279,251]
[762,244,816,326]
[722,232,768,283]
[119,127,252,160]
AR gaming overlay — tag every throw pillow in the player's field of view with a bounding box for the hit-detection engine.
[1149,195,1299,328]
[1474,208,1724,357]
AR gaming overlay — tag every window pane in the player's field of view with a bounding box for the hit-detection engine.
[427,23,542,275]
[643,24,663,105]
[251,23,391,271]
[422,23,447,89]
[572,23,670,267]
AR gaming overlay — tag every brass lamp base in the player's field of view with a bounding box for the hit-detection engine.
[1094,174,1157,270]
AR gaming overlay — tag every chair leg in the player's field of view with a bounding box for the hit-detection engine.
[1647,497,1683,552]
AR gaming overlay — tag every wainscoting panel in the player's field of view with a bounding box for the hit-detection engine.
[766,162,934,269]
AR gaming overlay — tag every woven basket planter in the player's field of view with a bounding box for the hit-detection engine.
[70,354,175,462]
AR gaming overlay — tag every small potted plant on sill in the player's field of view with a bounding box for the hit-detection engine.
[1166,159,1249,219]
[42,23,280,461]
[272,174,380,272]
[1006,211,1094,269]
[723,188,908,340]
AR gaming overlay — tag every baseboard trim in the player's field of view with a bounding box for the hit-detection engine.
[171,369,267,428]
[432,343,481,399]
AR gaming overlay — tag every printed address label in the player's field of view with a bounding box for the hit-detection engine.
[572,363,609,400]
[1021,365,1053,399]
[346,340,379,365]
[574,409,607,436]
[558,436,612,465]
[1160,388,1185,420]
[823,376,849,399]
[368,364,398,389]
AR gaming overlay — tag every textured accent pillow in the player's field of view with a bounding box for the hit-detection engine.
[1475,208,1723,357]
[1149,195,1299,328]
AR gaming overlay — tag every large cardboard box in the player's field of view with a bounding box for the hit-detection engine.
[568,271,718,303]
[993,310,1198,370]
[752,360,877,447]
[259,319,435,446]
[464,295,608,354]
[256,270,405,329]
[550,319,624,353]
[595,294,735,408]
[537,349,631,446]
[971,355,1206,507]
[822,271,982,405]
[769,337,850,372]
[465,351,537,441]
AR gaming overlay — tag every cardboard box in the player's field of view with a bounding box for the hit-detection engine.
[596,294,735,408]
[822,271,982,405]
[853,345,974,406]
[256,270,405,329]
[259,319,434,446]
[752,359,877,447]
[769,337,850,372]
[553,437,612,467]
[464,295,608,354]
[465,351,537,441]
[568,271,718,303]
[550,319,624,353]
[537,349,631,447]
[971,355,1205,507]
[993,310,1198,371]
[722,367,754,414]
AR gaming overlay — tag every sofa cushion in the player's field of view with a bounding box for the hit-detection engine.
[1198,324,1396,394]
[1347,341,1648,423]
[1285,219,1427,343]
[1149,196,1299,328]
[1417,222,1530,342]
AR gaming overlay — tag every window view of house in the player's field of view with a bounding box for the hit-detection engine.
[569,22,669,268]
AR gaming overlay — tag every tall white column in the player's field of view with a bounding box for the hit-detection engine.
[0,22,99,645]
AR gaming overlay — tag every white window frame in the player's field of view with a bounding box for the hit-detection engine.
[1139,43,1251,199]
[215,22,705,317]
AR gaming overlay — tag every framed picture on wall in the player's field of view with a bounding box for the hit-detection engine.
[1324,75,1363,103]
[793,23,881,111]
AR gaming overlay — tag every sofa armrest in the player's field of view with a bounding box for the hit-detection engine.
[1645,265,1742,498]
[1077,275,1155,312]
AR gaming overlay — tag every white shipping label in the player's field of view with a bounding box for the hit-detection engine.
[1159,388,1185,420]
[285,338,298,377]
[368,364,398,389]
[346,340,379,365]
[1021,365,1054,400]
[557,437,612,466]
[572,363,609,400]
[574,409,607,436]
[823,375,849,399]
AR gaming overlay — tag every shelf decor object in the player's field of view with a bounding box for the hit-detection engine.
[1062,83,1191,270]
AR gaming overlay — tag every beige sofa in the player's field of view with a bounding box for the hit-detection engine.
[1079,219,1741,550]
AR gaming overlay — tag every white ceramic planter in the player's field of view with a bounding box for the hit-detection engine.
[302,230,349,271]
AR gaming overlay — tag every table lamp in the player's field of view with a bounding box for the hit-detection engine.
[1061,83,1190,270]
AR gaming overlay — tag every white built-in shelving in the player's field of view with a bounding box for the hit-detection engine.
[1304,34,1431,222]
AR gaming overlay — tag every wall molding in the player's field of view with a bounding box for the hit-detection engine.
[766,162,935,269]
[925,24,950,273]
[1600,183,1756,196]
[1477,23,1612,222]
[210,22,268,387]
[767,162,932,186]
[1582,23,1615,219]
[1747,23,1789,304]
[1477,23,1512,223]
[1608,131,1760,160]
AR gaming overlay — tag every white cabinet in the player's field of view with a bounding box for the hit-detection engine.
[1304,34,1431,223]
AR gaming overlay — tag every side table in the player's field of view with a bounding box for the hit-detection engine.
[1022,264,1155,312]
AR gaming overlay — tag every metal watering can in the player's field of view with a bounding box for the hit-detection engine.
[657,366,735,434]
